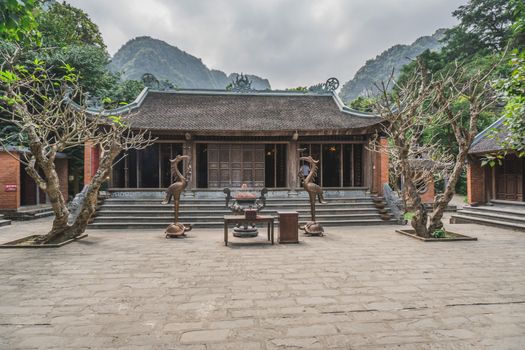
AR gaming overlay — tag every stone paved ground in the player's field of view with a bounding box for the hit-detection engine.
[0,217,524,350]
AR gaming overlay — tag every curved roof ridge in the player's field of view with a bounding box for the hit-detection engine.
[471,116,505,147]
[119,88,384,132]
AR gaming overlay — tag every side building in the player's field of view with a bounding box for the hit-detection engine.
[0,148,68,219]
[451,117,524,231]
[467,117,523,204]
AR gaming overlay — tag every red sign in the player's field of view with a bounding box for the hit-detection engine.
[4,184,17,192]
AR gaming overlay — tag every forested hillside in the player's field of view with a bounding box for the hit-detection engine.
[109,36,271,90]
[339,29,445,103]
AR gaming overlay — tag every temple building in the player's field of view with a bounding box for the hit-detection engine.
[84,87,390,197]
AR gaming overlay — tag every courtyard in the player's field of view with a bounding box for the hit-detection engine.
[1,217,524,349]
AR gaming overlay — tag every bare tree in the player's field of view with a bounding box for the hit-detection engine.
[0,47,153,244]
[372,61,498,238]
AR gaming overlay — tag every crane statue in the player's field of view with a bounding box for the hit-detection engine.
[162,154,193,238]
[298,155,326,236]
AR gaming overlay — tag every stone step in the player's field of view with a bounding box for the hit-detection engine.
[96,207,386,216]
[88,218,396,230]
[103,197,374,204]
[459,208,525,224]
[450,213,525,232]
[34,211,54,219]
[490,199,525,207]
[3,208,54,221]
[0,217,12,227]
[98,202,378,211]
[92,212,385,223]
[464,205,525,217]
[92,192,397,230]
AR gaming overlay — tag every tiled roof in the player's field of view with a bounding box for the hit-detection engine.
[125,90,383,133]
[469,117,507,154]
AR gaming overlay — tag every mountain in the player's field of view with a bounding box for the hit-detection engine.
[339,29,446,103]
[109,36,271,90]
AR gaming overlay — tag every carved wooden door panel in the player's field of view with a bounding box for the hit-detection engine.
[207,144,220,188]
[496,156,524,201]
[253,145,265,187]
[231,144,242,187]
[206,144,265,188]
[219,144,231,187]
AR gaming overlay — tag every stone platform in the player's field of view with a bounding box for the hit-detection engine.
[90,189,397,229]
[0,216,524,349]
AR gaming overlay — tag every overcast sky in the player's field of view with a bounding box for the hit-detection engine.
[68,0,467,89]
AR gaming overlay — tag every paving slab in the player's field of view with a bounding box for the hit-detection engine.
[0,215,524,349]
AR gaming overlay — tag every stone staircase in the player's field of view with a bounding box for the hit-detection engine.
[2,205,54,221]
[0,214,11,227]
[450,200,525,232]
[89,192,399,229]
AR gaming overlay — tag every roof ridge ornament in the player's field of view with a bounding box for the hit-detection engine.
[229,73,253,92]
[308,77,339,93]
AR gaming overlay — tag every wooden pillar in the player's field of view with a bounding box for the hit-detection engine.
[288,140,298,196]
[183,133,195,196]
[371,137,388,195]
[467,156,485,204]
[379,137,389,195]
[84,142,100,185]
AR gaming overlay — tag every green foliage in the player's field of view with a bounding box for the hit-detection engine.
[286,86,308,92]
[431,228,446,238]
[348,96,375,112]
[509,0,525,47]
[339,29,446,103]
[450,0,514,51]
[37,1,105,49]
[404,212,415,221]
[0,0,41,45]
[394,0,522,162]
[38,44,113,95]
[496,50,525,156]
[441,27,490,61]
[101,79,145,108]
[0,57,80,151]
[108,115,124,127]
[481,153,505,167]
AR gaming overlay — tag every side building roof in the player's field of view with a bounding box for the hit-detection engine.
[91,88,384,136]
[469,117,507,155]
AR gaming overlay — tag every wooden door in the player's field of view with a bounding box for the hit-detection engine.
[495,155,523,201]
[251,145,265,187]
[207,144,265,188]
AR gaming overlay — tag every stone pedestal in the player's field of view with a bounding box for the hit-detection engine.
[278,211,299,244]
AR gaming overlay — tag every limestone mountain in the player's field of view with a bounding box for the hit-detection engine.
[339,29,446,103]
[109,36,271,90]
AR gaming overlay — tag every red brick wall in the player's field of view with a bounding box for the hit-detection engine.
[0,152,21,210]
[467,156,485,204]
[55,158,69,202]
[84,142,100,185]
[420,179,435,203]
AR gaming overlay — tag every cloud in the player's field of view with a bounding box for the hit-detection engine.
[68,0,466,89]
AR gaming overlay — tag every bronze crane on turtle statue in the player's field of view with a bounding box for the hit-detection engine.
[298,155,326,236]
[162,154,193,238]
